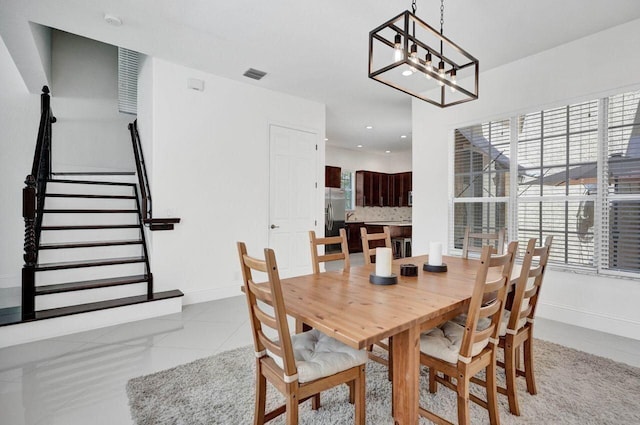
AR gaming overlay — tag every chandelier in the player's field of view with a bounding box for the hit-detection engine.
[368,0,479,108]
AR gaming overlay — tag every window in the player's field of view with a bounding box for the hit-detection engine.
[341,170,355,210]
[451,89,640,276]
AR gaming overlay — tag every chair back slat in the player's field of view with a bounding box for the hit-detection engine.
[459,241,518,359]
[309,228,350,274]
[237,242,297,378]
[360,226,392,265]
[462,227,506,259]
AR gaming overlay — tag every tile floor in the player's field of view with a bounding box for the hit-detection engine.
[1,258,639,424]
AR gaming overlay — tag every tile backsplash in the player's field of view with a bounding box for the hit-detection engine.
[346,207,412,223]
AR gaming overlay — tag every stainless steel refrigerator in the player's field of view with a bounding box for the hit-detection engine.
[325,188,346,253]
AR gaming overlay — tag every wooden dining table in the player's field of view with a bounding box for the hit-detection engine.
[277,254,485,425]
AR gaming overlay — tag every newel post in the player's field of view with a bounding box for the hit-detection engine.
[22,175,37,319]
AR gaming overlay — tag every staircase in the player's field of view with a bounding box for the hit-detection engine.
[13,86,182,332]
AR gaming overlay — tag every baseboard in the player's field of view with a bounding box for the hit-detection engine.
[0,296,182,349]
[181,284,242,305]
[537,301,640,341]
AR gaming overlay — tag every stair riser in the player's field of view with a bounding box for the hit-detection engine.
[46,182,135,197]
[35,263,147,285]
[42,213,140,227]
[38,245,145,264]
[45,197,137,210]
[35,283,148,311]
[40,228,142,244]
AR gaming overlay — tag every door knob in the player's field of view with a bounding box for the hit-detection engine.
[270,224,280,229]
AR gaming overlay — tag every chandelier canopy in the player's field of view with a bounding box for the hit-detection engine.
[368,0,479,108]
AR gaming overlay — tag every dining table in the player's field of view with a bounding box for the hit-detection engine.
[277,254,488,425]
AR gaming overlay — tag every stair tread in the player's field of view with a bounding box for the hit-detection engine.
[34,290,183,321]
[143,218,181,224]
[36,256,146,271]
[35,275,149,295]
[41,224,141,230]
[47,179,135,187]
[46,193,137,199]
[51,172,136,176]
[39,239,143,249]
[43,208,138,213]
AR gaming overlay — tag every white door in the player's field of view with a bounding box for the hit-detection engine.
[269,124,318,278]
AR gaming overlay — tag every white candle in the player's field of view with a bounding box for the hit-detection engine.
[375,247,393,277]
[428,242,443,266]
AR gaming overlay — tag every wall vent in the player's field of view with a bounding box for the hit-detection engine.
[118,48,140,115]
[243,68,267,80]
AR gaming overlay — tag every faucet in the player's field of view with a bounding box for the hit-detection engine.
[346,211,355,221]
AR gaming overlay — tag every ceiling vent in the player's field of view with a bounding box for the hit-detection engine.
[243,68,267,81]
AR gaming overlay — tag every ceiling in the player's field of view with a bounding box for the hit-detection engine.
[2,0,640,154]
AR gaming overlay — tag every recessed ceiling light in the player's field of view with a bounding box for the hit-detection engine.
[400,135,407,139]
[365,125,373,130]
[357,144,363,148]
[385,150,392,154]
[104,14,123,26]
[324,138,328,141]
[401,69,413,77]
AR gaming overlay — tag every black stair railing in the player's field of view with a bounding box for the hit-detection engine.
[22,86,56,320]
[128,120,152,221]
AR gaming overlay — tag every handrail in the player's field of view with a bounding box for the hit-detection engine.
[23,86,56,319]
[128,120,152,221]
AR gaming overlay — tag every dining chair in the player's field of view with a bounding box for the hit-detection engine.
[462,226,506,259]
[472,236,553,416]
[360,226,392,265]
[359,226,393,374]
[308,228,350,274]
[419,241,518,425]
[237,242,367,425]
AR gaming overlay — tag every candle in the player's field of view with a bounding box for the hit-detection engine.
[428,242,443,266]
[375,247,392,277]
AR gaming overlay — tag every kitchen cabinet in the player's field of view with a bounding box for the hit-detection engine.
[356,170,412,207]
[325,166,341,188]
[345,222,365,253]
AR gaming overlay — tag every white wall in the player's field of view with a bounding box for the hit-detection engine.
[51,30,133,172]
[0,36,39,289]
[142,58,326,303]
[326,145,411,173]
[412,19,640,340]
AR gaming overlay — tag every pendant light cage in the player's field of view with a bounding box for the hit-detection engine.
[368,10,479,108]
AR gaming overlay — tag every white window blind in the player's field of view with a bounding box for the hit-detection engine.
[118,47,139,115]
[452,121,510,251]
[451,88,640,277]
[601,91,640,274]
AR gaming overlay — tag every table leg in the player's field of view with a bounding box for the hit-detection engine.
[391,325,420,425]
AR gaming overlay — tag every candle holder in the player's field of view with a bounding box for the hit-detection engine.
[423,263,448,273]
[400,264,418,276]
[369,273,398,285]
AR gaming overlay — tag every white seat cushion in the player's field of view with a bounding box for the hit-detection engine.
[420,321,490,364]
[270,329,368,383]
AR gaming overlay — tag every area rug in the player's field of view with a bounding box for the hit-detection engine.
[127,339,640,424]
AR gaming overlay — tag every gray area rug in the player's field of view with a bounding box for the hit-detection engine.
[127,339,640,424]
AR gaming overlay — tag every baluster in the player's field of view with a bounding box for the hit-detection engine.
[22,175,37,319]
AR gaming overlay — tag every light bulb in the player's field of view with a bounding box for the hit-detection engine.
[408,44,418,72]
[393,33,403,62]
[438,61,445,87]
[450,69,457,93]
[424,53,432,80]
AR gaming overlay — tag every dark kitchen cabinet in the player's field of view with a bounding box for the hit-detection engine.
[325,166,341,188]
[345,222,365,253]
[356,170,412,207]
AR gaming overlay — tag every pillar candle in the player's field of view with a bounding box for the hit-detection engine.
[375,247,392,277]
[428,242,443,266]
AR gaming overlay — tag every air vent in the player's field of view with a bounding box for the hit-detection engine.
[243,68,267,80]
[118,48,140,115]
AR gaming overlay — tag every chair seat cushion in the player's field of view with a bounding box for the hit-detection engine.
[451,311,527,338]
[271,329,368,383]
[420,321,489,364]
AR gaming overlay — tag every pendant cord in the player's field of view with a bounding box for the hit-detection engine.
[440,0,444,56]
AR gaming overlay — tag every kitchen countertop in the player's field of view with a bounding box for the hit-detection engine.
[363,221,412,227]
